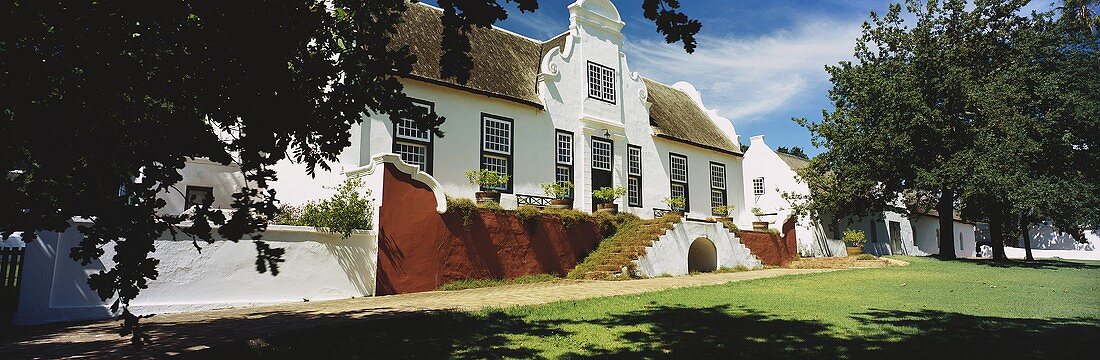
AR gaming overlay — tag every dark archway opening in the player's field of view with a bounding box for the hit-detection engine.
[688,237,718,273]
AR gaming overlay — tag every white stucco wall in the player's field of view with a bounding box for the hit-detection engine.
[912,215,977,257]
[14,221,378,326]
[157,158,249,215]
[354,0,746,223]
[741,135,825,256]
[634,219,761,277]
[1020,224,1098,251]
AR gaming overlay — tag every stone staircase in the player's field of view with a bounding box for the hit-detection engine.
[633,219,762,277]
[571,217,762,280]
[570,217,680,280]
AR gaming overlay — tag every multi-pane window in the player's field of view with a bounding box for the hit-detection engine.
[628,145,642,207]
[592,138,612,171]
[483,116,512,155]
[710,162,727,214]
[669,153,689,211]
[628,176,641,207]
[481,114,513,192]
[587,62,616,104]
[670,154,688,182]
[670,183,687,209]
[395,117,430,142]
[557,131,573,165]
[753,177,765,196]
[628,146,641,176]
[556,130,574,197]
[393,101,434,173]
[396,142,427,170]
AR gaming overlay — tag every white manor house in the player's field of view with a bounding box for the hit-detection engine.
[254,0,750,222]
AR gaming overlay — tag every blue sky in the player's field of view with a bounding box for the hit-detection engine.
[421,0,1056,156]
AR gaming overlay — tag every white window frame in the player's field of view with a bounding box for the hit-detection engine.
[587,61,616,104]
[628,146,641,176]
[482,116,512,155]
[670,154,688,183]
[592,138,612,171]
[753,177,765,196]
[480,114,513,192]
[392,100,434,173]
[394,102,433,142]
[395,142,428,171]
[556,131,573,165]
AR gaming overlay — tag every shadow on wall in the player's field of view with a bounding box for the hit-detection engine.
[187,305,1099,359]
[1023,225,1097,251]
[325,242,377,296]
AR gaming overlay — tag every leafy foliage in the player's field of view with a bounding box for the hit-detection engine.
[712,205,732,217]
[593,186,626,203]
[795,0,1099,259]
[281,177,374,238]
[662,196,686,211]
[843,229,866,246]
[446,196,480,226]
[465,169,509,189]
[540,181,573,199]
[775,146,809,159]
[0,0,701,338]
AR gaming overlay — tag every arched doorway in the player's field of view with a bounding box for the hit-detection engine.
[687,237,718,273]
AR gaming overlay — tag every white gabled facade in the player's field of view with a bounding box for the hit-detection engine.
[280,0,752,222]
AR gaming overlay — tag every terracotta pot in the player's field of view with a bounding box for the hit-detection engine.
[752,221,769,231]
[549,198,573,209]
[475,191,500,204]
[846,246,864,256]
[596,203,619,214]
[715,216,733,222]
[669,210,685,217]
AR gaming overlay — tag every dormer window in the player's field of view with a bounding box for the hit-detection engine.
[587,62,616,104]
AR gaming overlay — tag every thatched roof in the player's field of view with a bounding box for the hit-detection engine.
[392,3,739,156]
[642,78,740,155]
[391,3,544,107]
[778,152,810,170]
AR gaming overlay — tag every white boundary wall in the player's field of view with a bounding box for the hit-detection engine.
[13,222,377,325]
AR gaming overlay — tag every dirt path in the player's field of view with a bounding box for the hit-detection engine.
[0,268,837,358]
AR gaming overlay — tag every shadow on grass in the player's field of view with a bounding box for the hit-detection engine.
[189,309,562,359]
[956,257,1100,270]
[187,305,1097,359]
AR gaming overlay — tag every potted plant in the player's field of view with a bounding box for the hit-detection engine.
[751,207,769,231]
[662,196,686,216]
[540,181,574,209]
[466,169,509,204]
[712,205,733,222]
[843,229,866,256]
[593,186,626,214]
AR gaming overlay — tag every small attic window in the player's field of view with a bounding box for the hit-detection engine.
[587,62,616,104]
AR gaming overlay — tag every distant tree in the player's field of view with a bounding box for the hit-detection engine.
[777,146,809,159]
[796,0,1098,260]
[1,0,701,342]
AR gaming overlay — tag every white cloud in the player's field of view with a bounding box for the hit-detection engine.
[625,17,863,125]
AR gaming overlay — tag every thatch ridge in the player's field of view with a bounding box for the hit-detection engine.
[391,3,545,106]
[642,78,740,155]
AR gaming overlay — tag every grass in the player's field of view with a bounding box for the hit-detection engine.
[211,257,1100,359]
[437,274,559,291]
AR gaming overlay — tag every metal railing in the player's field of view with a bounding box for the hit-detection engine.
[516,194,555,208]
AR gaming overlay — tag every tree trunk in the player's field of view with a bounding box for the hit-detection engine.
[937,189,956,259]
[988,208,1006,261]
[1020,213,1034,261]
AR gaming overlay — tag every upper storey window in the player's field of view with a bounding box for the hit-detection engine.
[587,62,616,104]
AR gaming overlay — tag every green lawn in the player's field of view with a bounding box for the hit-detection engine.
[218,257,1100,359]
